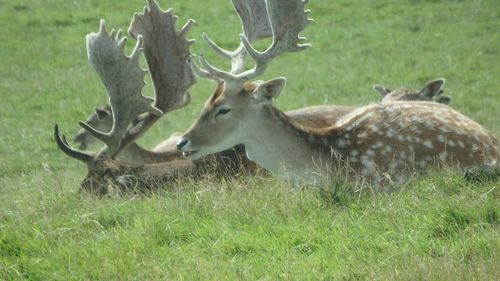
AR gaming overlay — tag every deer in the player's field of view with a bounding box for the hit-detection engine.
[54,0,206,195]
[177,0,500,189]
[54,0,463,194]
[55,0,300,194]
[373,78,451,105]
[73,78,451,152]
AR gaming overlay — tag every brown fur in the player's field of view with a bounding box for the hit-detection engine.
[267,101,499,185]
[70,80,472,193]
[181,78,499,189]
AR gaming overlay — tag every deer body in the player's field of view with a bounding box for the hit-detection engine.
[179,80,499,187]
[178,0,499,188]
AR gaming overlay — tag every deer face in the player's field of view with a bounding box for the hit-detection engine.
[73,106,113,150]
[177,78,286,160]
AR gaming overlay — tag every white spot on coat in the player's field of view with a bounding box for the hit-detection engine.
[370,124,380,133]
[386,128,396,138]
[336,139,346,148]
[472,143,479,152]
[423,140,433,148]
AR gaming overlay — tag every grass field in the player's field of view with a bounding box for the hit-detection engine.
[1,0,499,280]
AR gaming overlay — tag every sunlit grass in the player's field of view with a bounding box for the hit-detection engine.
[1,0,499,280]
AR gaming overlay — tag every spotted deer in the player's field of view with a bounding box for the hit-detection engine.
[56,0,359,194]
[73,105,113,150]
[56,0,304,194]
[177,0,499,188]
[55,0,491,194]
[56,0,320,194]
[54,0,205,194]
[74,78,451,152]
[374,78,451,105]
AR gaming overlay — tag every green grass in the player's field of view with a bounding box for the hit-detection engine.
[1,0,499,280]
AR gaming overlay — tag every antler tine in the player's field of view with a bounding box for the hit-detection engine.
[129,0,195,112]
[201,0,271,59]
[188,55,229,81]
[202,33,237,60]
[82,20,163,156]
[232,0,273,42]
[237,0,313,80]
[54,124,94,163]
[193,0,273,79]
[119,0,196,154]
[199,55,239,82]
[196,0,312,83]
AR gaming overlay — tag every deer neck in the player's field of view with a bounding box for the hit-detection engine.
[242,105,336,184]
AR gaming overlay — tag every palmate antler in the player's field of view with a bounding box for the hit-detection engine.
[55,0,196,192]
[195,0,272,77]
[190,0,313,85]
[78,20,164,156]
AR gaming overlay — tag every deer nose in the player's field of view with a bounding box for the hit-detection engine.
[176,137,189,150]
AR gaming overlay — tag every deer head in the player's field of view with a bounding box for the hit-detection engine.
[178,0,499,187]
[177,0,313,160]
[373,78,452,104]
[55,0,195,194]
[73,106,112,150]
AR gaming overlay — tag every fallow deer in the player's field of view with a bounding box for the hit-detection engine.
[56,0,357,194]
[73,106,113,150]
[55,0,289,194]
[74,78,451,152]
[54,0,201,194]
[374,78,451,105]
[55,0,467,194]
[177,0,499,189]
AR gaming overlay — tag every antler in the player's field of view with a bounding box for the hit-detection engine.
[129,0,195,112]
[55,0,195,163]
[190,0,313,84]
[79,20,162,156]
[117,0,196,150]
[198,0,272,76]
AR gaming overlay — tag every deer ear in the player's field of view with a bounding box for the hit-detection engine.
[252,77,287,104]
[372,84,391,97]
[419,78,445,98]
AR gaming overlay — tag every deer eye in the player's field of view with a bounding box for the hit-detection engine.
[215,108,231,118]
